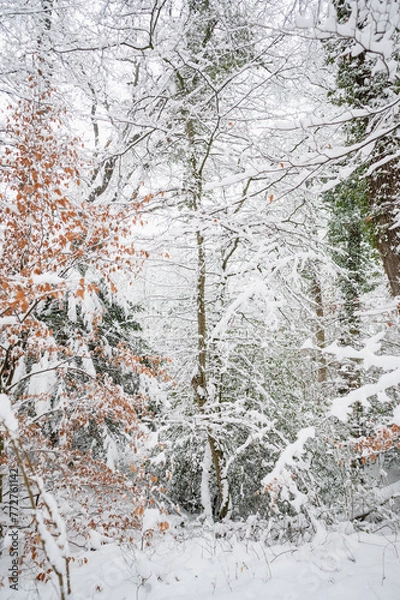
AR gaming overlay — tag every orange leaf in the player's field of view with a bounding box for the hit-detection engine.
[15,289,29,311]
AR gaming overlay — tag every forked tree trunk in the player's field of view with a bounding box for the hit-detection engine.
[193,228,232,520]
[177,0,233,520]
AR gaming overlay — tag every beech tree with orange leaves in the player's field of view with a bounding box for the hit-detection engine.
[0,88,163,593]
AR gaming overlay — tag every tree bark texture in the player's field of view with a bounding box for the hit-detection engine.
[369,158,400,297]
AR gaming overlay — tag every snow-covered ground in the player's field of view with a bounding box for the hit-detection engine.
[1,523,399,600]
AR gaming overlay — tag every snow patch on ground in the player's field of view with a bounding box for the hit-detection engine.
[1,528,399,600]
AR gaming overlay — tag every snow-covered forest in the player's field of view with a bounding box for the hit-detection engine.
[0,0,399,598]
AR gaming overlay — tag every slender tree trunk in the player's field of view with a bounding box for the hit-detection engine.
[195,230,207,409]
[311,274,327,384]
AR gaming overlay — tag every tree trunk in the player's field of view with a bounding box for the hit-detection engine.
[311,274,327,384]
[192,227,232,520]
[194,230,207,409]
[369,159,400,297]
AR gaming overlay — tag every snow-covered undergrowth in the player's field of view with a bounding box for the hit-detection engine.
[1,522,399,600]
